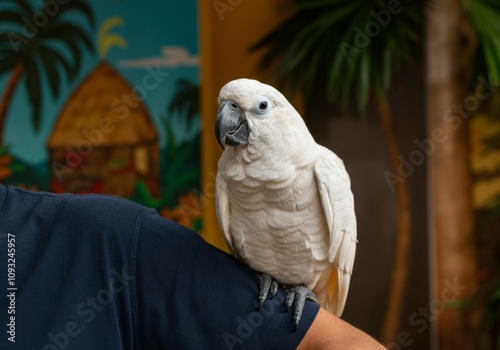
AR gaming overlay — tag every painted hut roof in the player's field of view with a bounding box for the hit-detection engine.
[47,61,158,149]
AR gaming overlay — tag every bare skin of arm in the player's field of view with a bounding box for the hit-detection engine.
[297,308,387,350]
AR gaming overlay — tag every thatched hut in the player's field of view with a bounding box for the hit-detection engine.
[47,61,159,198]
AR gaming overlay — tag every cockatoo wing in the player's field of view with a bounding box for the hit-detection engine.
[314,146,357,316]
[215,171,237,257]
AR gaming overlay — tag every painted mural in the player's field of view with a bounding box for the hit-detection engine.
[0,0,201,230]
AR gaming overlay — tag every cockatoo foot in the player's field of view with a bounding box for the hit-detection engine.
[285,285,318,329]
[257,273,278,307]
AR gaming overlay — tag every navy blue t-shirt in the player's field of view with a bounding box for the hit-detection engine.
[0,185,319,349]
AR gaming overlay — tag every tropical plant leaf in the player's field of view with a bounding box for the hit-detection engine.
[23,57,42,131]
[37,51,60,97]
[382,47,393,91]
[358,50,370,113]
[130,180,162,209]
[0,10,27,25]
[0,0,94,139]
[0,144,9,156]
[39,21,94,50]
[53,0,95,28]
[482,40,500,81]
[160,115,200,207]
[161,115,177,159]
[10,0,34,18]
[464,0,500,83]
[0,44,14,55]
[0,31,28,52]
[168,79,200,123]
[0,55,19,76]
[52,32,85,80]
[252,0,422,113]
[38,44,73,83]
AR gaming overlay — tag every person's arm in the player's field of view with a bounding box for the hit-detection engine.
[297,308,386,350]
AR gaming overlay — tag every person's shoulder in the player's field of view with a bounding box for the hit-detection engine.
[64,191,145,213]
[7,185,141,210]
[1,185,155,230]
[60,191,154,231]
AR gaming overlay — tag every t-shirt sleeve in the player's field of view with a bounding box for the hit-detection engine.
[134,208,320,349]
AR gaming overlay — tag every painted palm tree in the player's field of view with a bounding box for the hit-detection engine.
[162,78,201,210]
[0,0,94,145]
[168,78,200,124]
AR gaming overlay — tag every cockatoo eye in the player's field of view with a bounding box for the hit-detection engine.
[253,96,273,116]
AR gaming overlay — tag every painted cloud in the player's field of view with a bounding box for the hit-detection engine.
[119,46,199,68]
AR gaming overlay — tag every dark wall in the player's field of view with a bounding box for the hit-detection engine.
[304,56,429,349]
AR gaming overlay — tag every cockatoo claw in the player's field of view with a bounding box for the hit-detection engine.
[257,273,278,307]
[285,285,318,329]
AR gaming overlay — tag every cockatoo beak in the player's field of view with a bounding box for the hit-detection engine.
[215,99,250,149]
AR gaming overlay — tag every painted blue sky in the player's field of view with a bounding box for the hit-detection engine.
[0,0,199,164]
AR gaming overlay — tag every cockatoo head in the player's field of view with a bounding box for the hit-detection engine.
[215,78,308,150]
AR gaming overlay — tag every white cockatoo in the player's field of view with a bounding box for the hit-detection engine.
[215,78,357,326]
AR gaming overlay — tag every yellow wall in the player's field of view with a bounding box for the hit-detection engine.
[470,113,500,208]
[198,0,298,250]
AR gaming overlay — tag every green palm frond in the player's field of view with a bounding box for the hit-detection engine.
[0,9,28,25]
[251,0,422,113]
[39,21,94,50]
[168,79,200,122]
[464,0,500,81]
[53,0,95,28]
[38,45,73,83]
[0,0,95,133]
[0,32,22,50]
[11,0,34,18]
[0,54,19,76]
[59,33,85,80]
[0,0,35,26]
[37,51,61,97]
[39,22,94,77]
[463,0,500,113]
[23,56,42,131]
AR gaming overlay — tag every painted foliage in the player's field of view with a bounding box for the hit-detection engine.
[0,0,201,230]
